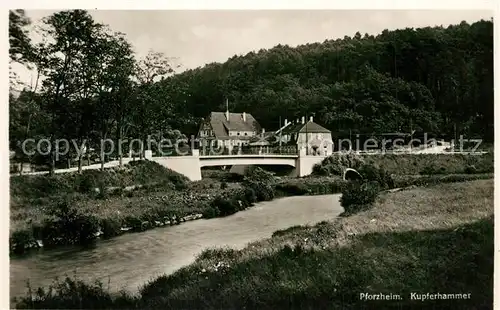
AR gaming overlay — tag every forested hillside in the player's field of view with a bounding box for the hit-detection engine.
[9,11,493,172]
[163,19,493,140]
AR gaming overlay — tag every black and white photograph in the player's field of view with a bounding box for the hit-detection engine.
[7,5,495,309]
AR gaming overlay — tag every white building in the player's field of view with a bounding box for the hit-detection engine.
[197,109,262,153]
[276,116,333,156]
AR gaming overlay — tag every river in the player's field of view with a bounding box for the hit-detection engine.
[10,194,343,299]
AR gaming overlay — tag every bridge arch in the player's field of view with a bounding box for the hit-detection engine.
[343,168,362,181]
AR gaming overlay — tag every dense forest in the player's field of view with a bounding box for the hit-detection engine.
[166,18,493,139]
[9,10,493,173]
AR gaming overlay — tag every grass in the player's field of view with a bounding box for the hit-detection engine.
[10,160,190,199]
[313,153,494,176]
[14,179,494,309]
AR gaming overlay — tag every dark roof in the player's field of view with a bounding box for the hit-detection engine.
[207,112,262,139]
[281,121,331,134]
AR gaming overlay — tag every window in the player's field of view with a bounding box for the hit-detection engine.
[237,132,240,136]
[244,132,248,136]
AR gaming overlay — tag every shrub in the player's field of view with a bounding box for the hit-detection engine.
[357,164,394,189]
[10,229,36,255]
[243,187,257,204]
[275,182,310,196]
[14,277,123,309]
[100,217,123,238]
[220,182,228,189]
[124,216,143,231]
[40,203,100,247]
[464,165,478,174]
[202,206,221,219]
[211,196,239,216]
[340,181,380,215]
[392,173,493,188]
[243,167,276,201]
[312,153,365,176]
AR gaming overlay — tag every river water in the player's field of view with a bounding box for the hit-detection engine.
[10,194,343,299]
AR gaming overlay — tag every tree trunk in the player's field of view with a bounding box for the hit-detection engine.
[101,133,107,171]
[49,139,55,176]
[78,156,83,174]
[117,123,123,167]
[139,134,144,160]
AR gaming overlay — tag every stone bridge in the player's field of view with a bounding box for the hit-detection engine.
[150,150,327,181]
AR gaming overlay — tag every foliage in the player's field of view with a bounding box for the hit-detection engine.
[357,164,395,189]
[9,9,36,68]
[275,177,347,196]
[314,153,493,177]
[340,181,380,214]
[392,173,493,188]
[40,200,100,247]
[10,160,189,199]
[312,153,365,176]
[242,166,277,201]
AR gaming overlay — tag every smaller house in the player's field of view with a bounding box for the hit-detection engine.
[277,116,333,156]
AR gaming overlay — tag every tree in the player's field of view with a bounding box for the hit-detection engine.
[36,10,118,174]
[9,10,32,63]
[132,51,181,158]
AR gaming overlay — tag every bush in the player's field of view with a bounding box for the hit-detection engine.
[274,177,347,197]
[420,165,447,175]
[392,173,493,188]
[100,217,122,238]
[212,196,239,216]
[124,216,143,231]
[10,229,37,255]
[243,187,257,204]
[312,153,365,176]
[13,277,125,309]
[220,182,228,189]
[275,182,310,195]
[40,203,100,247]
[340,181,380,215]
[202,206,221,219]
[357,164,394,189]
[464,165,478,174]
[243,167,276,201]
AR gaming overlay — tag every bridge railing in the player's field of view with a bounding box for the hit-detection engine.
[233,145,297,156]
[198,145,298,156]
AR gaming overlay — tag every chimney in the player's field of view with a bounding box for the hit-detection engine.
[284,119,288,126]
[309,116,313,122]
[242,112,246,122]
[301,116,305,124]
[225,98,229,121]
[296,118,300,124]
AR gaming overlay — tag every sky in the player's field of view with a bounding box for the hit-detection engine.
[12,9,493,89]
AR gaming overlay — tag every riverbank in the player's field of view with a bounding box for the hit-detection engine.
[14,179,493,309]
[10,162,348,255]
[10,155,493,255]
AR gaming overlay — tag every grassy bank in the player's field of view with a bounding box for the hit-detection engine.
[14,179,494,309]
[313,153,494,176]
